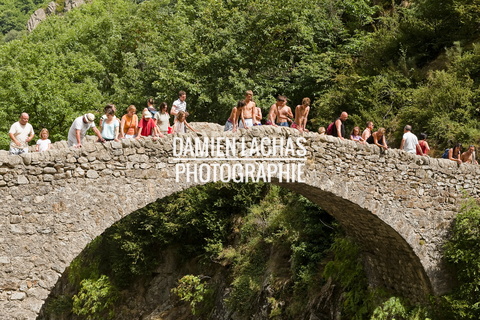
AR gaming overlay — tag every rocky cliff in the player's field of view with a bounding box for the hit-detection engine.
[27,0,88,32]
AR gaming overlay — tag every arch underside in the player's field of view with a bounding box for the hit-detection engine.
[278,182,433,302]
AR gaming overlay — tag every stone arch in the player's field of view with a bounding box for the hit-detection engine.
[280,183,432,299]
[1,123,474,318]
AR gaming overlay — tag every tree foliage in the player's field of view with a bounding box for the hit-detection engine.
[72,275,118,320]
[444,199,480,319]
[3,0,480,152]
[0,0,376,149]
[0,0,49,37]
[171,274,212,315]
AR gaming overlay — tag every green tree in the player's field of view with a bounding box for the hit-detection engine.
[72,275,119,320]
[444,199,480,319]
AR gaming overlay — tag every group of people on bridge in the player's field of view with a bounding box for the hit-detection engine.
[318,111,477,164]
[6,90,477,164]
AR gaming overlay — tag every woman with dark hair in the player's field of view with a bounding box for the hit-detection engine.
[447,143,462,164]
[154,102,171,135]
[417,133,430,156]
[100,107,120,142]
[147,98,157,115]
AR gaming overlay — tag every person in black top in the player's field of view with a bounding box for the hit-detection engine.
[331,111,348,139]
[366,127,388,150]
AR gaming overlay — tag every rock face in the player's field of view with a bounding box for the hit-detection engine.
[26,0,87,32]
[45,2,57,15]
[26,8,47,32]
[64,0,86,12]
[0,123,477,318]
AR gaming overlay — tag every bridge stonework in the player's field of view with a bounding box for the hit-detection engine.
[0,123,476,319]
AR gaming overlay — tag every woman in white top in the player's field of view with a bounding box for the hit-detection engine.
[154,102,171,135]
[100,108,120,141]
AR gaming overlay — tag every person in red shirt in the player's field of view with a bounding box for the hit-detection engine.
[136,110,163,139]
[417,133,430,156]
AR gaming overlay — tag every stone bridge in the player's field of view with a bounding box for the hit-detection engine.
[0,123,477,319]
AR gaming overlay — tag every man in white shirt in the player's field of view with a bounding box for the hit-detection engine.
[68,113,104,147]
[400,125,423,155]
[170,90,188,118]
[9,113,34,155]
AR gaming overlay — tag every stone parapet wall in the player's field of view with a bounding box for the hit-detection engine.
[0,124,477,318]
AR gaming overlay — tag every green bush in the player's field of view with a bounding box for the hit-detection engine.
[72,275,119,320]
[171,274,212,315]
[444,199,480,319]
[323,235,372,320]
[370,297,431,320]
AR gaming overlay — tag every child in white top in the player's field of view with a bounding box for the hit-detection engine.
[173,111,197,133]
[36,128,52,152]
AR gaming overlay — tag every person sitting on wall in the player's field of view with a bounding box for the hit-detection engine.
[224,100,245,132]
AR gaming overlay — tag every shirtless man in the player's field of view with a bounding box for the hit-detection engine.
[292,97,310,132]
[239,90,256,128]
[267,95,293,126]
[267,100,278,125]
[362,121,374,141]
[275,95,293,127]
[224,100,245,132]
[253,106,262,125]
[461,145,478,164]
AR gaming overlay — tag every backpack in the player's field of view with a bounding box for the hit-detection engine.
[441,149,449,159]
[326,122,335,135]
